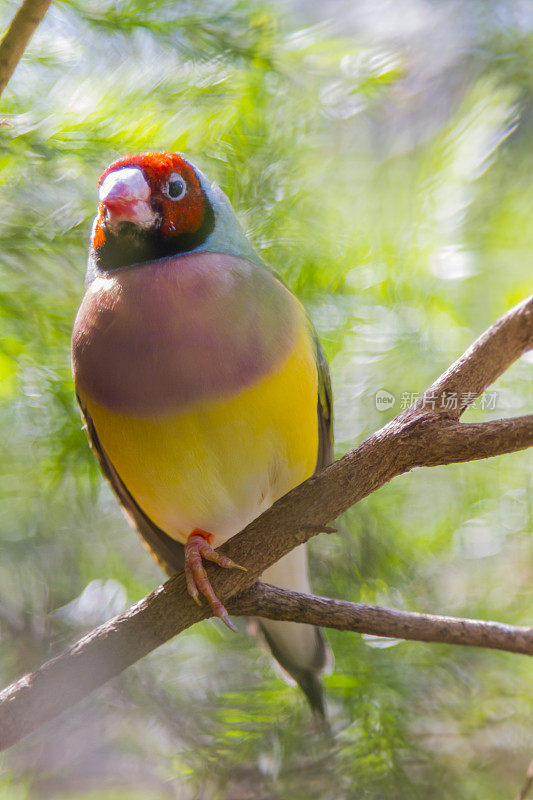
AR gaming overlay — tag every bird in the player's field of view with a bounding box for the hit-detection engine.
[71,152,333,717]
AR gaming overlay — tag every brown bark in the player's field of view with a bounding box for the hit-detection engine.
[231,583,533,655]
[0,294,531,750]
[0,0,53,100]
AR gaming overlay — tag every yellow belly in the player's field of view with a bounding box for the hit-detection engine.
[82,323,318,545]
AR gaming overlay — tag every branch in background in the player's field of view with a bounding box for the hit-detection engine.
[0,294,531,750]
[0,0,53,100]
[515,759,533,800]
[231,583,533,655]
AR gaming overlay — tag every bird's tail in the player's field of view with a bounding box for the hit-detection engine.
[258,544,331,722]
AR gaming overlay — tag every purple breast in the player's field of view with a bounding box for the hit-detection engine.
[71,252,298,415]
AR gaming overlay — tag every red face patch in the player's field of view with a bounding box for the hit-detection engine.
[97,152,206,239]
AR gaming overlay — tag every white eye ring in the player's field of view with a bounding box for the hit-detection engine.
[164,174,187,200]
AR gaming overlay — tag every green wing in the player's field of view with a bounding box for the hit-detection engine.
[313,329,334,472]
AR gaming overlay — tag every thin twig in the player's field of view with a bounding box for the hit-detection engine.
[515,759,533,800]
[0,0,53,100]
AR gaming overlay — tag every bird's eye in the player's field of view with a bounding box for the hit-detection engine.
[165,175,186,200]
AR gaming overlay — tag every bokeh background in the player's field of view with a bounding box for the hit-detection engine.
[0,0,532,797]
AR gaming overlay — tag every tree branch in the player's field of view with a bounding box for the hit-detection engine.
[515,759,533,800]
[230,583,533,655]
[0,294,531,750]
[0,0,53,100]
[418,293,533,418]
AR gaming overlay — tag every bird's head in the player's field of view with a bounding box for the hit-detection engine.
[90,152,215,271]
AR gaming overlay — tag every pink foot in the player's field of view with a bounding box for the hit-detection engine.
[184,529,246,631]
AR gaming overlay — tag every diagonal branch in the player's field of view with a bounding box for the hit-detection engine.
[515,759,533,800]
[0,294,531,750]
[417,293,533,418]
[0,0,53,100]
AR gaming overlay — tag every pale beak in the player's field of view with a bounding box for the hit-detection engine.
[99,167,157,230]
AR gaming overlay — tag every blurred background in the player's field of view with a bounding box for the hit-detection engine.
[0,0,532,797]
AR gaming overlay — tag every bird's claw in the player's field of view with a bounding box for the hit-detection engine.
[184,530,245,632]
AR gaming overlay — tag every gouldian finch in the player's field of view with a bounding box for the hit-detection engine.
[72,152,333,715]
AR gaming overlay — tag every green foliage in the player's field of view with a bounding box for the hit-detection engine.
[0,0,532,797]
